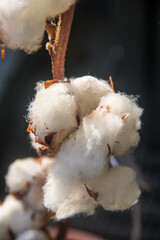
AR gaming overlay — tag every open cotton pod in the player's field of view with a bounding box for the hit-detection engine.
[28,82,77,154]
[0,0,76,52]
[1,195,46,236]
[27,76,114,155]
[6,157,51,211]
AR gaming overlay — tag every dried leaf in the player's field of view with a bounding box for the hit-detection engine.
[44,79,60,89]
[107,143,112,157]
[76,114,80,126]
[85,184,99,201]
[23,181,30,188]
[44,79,70,88]
[44,132,57,145]
[106,104,111,112]
[109,76,114,90]
[1,46,5,59]
[37,146,52,156]
[122,113,129,121]
[8,229,15,239]
[13,191,27,199]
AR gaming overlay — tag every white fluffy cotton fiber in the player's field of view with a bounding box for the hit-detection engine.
[0,0,76,52]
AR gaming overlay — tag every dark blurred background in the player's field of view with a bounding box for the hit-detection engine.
[0,0,160,239]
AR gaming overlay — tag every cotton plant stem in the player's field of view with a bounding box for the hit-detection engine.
[55,220,70,240]
[46,4,75,80]
[45,5,75,240]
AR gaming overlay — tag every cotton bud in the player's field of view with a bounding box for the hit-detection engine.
[99,93,143,155]
[16,229,50,240]
[28,82,77,152]
[6,157,51,211]
[2,195,46,235]
[70,76,113,118]
[0,0,76,52]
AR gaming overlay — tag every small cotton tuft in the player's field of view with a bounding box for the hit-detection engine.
[99,92,143,155]
[71,76,113,118]
[43,169,78,213]
[28,82,77,146]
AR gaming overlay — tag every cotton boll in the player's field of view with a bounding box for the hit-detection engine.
[6,157,51,211]
[16,229,50,240]
[28,82,77,146]
[100,92,142,155]
[70,76,113,118]
[0,0,76,52]
[0,204,12,240]
[87,166,140,211]
[6,157,51,193]
[3,195,46,235]
[51,107,122,182]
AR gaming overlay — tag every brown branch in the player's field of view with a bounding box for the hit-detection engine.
[46,4,75,81]
[45,5,76,240]
[55,220,70,240]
